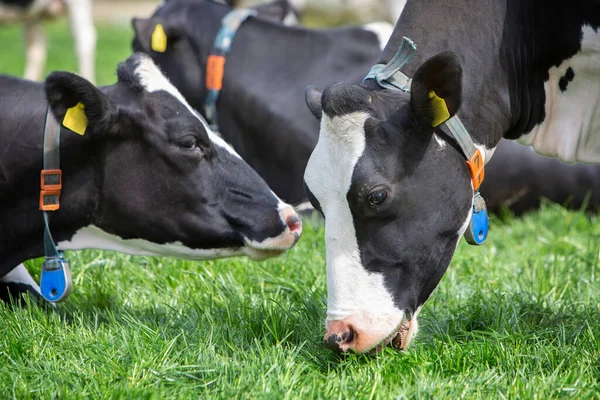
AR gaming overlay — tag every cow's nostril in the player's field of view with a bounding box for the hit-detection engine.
[324,327,354,352]
[286,215,302,234]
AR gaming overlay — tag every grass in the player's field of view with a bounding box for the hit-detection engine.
[1,22,600,399]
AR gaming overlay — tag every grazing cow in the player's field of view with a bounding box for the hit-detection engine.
[0,0,96,82]
[131,0,392,206]
[304,0,600,352]
[0,53,302,304]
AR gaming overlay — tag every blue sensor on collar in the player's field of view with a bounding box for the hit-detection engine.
[464,193,488,245]
[40,252,72,302]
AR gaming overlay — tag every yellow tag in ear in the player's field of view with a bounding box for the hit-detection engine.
[63,102,88,135]
[151,24,167,53]
[429,90,451,127]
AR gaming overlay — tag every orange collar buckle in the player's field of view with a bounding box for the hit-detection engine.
[465,149,485,191]
[40,169,62,211]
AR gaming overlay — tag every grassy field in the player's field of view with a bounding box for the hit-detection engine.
[1,22,600,399]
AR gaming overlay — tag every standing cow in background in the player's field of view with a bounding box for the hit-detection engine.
[0,0,96,82]
[303,0,599,352]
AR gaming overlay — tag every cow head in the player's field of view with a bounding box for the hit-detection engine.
[131,0,296,108]
[304,52,474,352]
[45,53,301,260]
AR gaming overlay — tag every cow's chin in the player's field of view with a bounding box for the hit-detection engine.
[345,312,420,353]
[243,246,287,261]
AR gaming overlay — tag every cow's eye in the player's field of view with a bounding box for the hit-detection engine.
[178,135,201,151]
[367,189,388,207]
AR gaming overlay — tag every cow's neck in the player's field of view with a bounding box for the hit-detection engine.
[383,0,600,163]
[381,0,510,158]
[0,107,98,276]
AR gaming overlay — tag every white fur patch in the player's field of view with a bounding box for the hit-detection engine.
[56,222,293,262]
[1,264,42,296]
[362,22,394,52]
[304,112,403,334]
[57,226,243,260]
[518,25,600,163]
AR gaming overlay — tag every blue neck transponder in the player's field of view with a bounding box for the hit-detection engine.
[364,37,489,246]
[39,108,72,302]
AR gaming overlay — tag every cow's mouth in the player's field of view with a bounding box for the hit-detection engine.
[391,318,414,350]
[371,315,417,352]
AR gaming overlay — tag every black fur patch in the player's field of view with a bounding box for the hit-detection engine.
[0,282,41,305]
[116,54,148,92]
[0,0,35,8]
[558,67,575,92]
[321,83,371,118]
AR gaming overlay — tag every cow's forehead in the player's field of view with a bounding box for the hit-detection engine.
[129,54,240,158]
[305,112,370,197]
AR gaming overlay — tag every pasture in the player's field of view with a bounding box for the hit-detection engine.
[1,21,599,399]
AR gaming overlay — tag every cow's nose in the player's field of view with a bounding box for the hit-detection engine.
[280,205,302,239]
[285,214,302,237]
[324,320,354,353]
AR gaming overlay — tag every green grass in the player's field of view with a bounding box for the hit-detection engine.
[1,23,600,399]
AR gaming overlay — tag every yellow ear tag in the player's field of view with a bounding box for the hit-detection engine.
[429,90,451,127]
[63,102,88,136]
[151,24,167,53]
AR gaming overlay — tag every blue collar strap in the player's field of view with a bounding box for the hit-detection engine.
[364,37,488,246]
[364,37,416,92]
[204,8,257,132]
[39,107,72,302]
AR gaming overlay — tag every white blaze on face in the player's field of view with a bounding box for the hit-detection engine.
[518,25,600,163]
[304,112,404,338]
[134,54,242,159]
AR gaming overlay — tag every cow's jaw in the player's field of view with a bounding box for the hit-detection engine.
[305,112,405,353]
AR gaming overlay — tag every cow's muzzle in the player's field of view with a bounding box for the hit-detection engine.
[243,205,302,260]
[324,312,419,353]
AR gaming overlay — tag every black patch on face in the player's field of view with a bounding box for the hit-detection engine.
[321,83,372,118]
[558,67,575,92]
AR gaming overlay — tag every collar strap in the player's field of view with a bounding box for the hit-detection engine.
[204,8,257,132]
[39,107,72,302]
[364,37,416,92]
[364,37,484,191]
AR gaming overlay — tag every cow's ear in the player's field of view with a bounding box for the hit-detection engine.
[410,52,462,131]
[132,17,182,54]
[253,0,295,23]
[45,71,115,134]
[305,86,323,120]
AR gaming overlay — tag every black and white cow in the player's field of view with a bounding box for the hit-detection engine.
[0,0,96,82]
[0,53,302,304]
[304,0,600,352]
[131,0,392,206]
